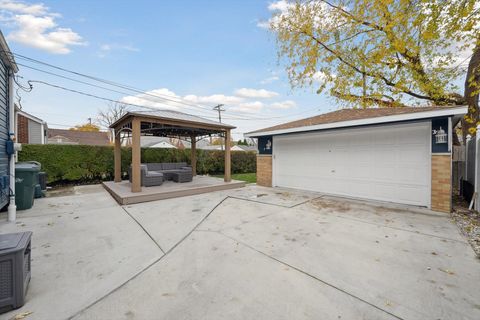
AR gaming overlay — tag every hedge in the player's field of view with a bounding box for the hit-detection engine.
[18,144,256,185]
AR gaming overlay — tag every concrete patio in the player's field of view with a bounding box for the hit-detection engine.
[0,184,479,320]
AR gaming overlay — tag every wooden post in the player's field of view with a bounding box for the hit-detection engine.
[191,135,197,176]
[131,119,142,192]
[224,129,231,182]
[114,131,122,182]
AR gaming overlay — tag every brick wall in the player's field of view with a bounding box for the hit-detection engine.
[17,114,29,143]
[431,154,452,213]
[256,155,272,187]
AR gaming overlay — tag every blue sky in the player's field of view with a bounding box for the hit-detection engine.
[0,0,334,139]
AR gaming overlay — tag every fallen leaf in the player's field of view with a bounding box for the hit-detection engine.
[9,311,33,320]
[438,268,455,275]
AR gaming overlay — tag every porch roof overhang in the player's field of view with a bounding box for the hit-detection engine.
[111,110,235,137]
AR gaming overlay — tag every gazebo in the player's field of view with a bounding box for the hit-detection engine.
[110,110,235,193]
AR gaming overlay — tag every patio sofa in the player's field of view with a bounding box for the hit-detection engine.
[128,162,193,186]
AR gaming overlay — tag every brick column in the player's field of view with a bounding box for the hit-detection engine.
[256,155,272,187]
[17,114,29,143]
[431,154,452,212]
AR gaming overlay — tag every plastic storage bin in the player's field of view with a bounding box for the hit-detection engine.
[0,232,32,312]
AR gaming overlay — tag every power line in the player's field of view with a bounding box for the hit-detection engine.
[16,62,217,114]
[16,60,280,121]
[11,52,221,113]
[10,52,322,122]
[11,52,316,121]
[23,80,271,122]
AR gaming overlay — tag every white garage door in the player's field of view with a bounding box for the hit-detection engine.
[273,122,431,207]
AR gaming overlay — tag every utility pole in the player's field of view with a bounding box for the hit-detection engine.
[88,117,92,125]
[213,104,225,150]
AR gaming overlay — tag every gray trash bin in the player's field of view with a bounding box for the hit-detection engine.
[0,232,32,312]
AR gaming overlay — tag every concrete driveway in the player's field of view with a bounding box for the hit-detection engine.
[0,184,479,320]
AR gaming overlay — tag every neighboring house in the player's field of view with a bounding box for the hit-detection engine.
[236,145,258,152]
[245,106,467,213]
[0,31,18,212]
[48,128,110,146]
[141,136,177,149]
[198,144,254,152]
[15,105,47,144]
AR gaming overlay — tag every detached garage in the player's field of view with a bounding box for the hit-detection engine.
[245,107,467,213]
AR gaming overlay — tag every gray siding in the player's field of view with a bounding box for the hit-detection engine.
[28,120,42,144]
[0,58,9,208]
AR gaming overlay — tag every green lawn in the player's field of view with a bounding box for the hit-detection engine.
[213,172,256,183]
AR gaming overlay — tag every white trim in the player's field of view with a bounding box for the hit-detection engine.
[245,106,468,137]
[428,120,432,209]
[40,122,45,144]
[448,116,452,153]
[8,70,16,222]
[16,110,46,125]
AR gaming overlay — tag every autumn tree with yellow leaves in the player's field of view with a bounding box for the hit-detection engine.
[269,0,480,134]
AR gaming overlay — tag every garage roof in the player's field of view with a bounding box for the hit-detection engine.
[245,106,467,137]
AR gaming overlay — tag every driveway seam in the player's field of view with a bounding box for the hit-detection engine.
[332,214,468,243]
[216,230,405,320]
[121,206,166,254]
[69,196,230,320]
[227,195,323,209]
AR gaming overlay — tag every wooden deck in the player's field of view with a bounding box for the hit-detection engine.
[103,176,245,205]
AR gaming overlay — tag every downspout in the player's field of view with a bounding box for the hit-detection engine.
[7,69,16,222]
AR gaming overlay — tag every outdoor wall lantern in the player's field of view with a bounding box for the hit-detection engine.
[265,139,272,150]
[433,126,447,144]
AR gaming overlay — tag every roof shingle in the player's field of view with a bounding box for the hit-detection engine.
[248,106,463,135]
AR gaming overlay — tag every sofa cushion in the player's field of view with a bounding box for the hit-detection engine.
[146,163,163,171]
[162,163,177,170]
[175,162,188,169]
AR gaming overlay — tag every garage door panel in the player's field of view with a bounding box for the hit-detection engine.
[273,122,431,207]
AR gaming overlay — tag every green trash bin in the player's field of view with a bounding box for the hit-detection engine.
[15,162,40,210]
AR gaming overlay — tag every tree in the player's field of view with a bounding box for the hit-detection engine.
[70,123,101,132]
[270,0,480,134]
[97,102,130,128]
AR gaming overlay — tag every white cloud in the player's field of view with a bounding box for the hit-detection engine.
[234,88,279,99]
[0,0,84,54]
[121,88,183,110]
[270,100,296,109]
[268,0,292,12]
[0,0,47,15]
[258,0,340,31]
[98,43,140,57]
[121,88,244,110]
[257,0,293,29]
[231,101,264,113]
[184,94,243,105]
[260,75,279,84]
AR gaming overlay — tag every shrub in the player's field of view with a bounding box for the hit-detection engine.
[18,144,256,185]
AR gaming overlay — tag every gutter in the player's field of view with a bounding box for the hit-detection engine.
[245,106,468,138]
[7,69,16,221]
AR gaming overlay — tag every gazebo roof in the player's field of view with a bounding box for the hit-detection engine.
[111,109,235,130]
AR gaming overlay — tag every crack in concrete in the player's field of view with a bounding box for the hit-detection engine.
[69,196,230,320]
[227,194,323,209]
[331,214,468,244]
[121,206,166,254]
[213,230,406,320]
